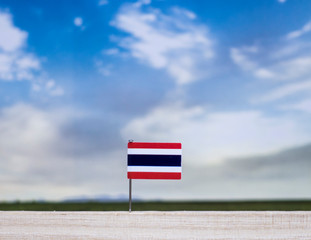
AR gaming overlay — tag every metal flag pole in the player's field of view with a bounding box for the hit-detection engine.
[128,139,134,213]
[129,178,132,213]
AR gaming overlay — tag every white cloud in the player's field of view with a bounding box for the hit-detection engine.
[98,0,109,6]
[272,42,305,59]
[231,47,311,82]
[0,103,126,201]
[0,104,63,159]
[0,11,27,52]
[0,12,41,83]
[171,7,196,20]
[112,2,214,85]
[30,78,64,96]
[121,103,311,166]
[281,99,311,113]
[47,82,65,96]
[103,48,120,55]
[231,43,311,82]
[230,46,278,79]
[278,0,286,3]
[230,47,257,71]
[0,104,69,193]
[1,101,309,200]
[95,60,112,76]
[0,53,41,81]
[273,57,311,81]
[286,21,311,40]
[231,26,311,110]
[255,80,311,103]
[74,17,83,27]
[0,11,63,96]
[133,0,151,8]
[254,68,275,79]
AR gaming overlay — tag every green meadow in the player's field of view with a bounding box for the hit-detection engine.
[1,200,311,211]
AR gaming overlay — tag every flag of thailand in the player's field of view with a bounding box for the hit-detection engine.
[127,142,182,180]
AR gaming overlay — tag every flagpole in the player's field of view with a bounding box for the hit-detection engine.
[128,139,134,213]
[129,178,132,212]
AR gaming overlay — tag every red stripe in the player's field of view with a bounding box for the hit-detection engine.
[128,142,181,149]
[128,172,181,180]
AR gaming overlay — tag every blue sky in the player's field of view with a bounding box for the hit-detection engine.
[0,0,311,201]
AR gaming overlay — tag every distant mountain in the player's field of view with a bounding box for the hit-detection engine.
[62,194,139,203]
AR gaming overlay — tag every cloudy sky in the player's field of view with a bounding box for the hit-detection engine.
[0,0,311,201]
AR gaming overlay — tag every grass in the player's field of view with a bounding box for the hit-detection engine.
[0,200,311,211]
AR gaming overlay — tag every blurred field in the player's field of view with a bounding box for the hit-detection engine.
[1,200,311,211]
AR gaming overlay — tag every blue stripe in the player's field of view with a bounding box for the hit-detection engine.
[128,155,181,166]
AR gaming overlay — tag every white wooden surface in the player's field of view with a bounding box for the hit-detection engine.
[1,211,311,239]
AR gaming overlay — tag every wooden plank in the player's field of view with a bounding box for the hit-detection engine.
[1,211,311,239]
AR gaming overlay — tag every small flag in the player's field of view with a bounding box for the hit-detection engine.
[127,142,182,180]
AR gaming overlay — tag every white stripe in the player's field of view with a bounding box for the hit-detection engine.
[128,148,182,155]
[127,166,182,173]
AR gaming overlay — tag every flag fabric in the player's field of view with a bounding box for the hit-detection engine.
[127,142,182,180]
